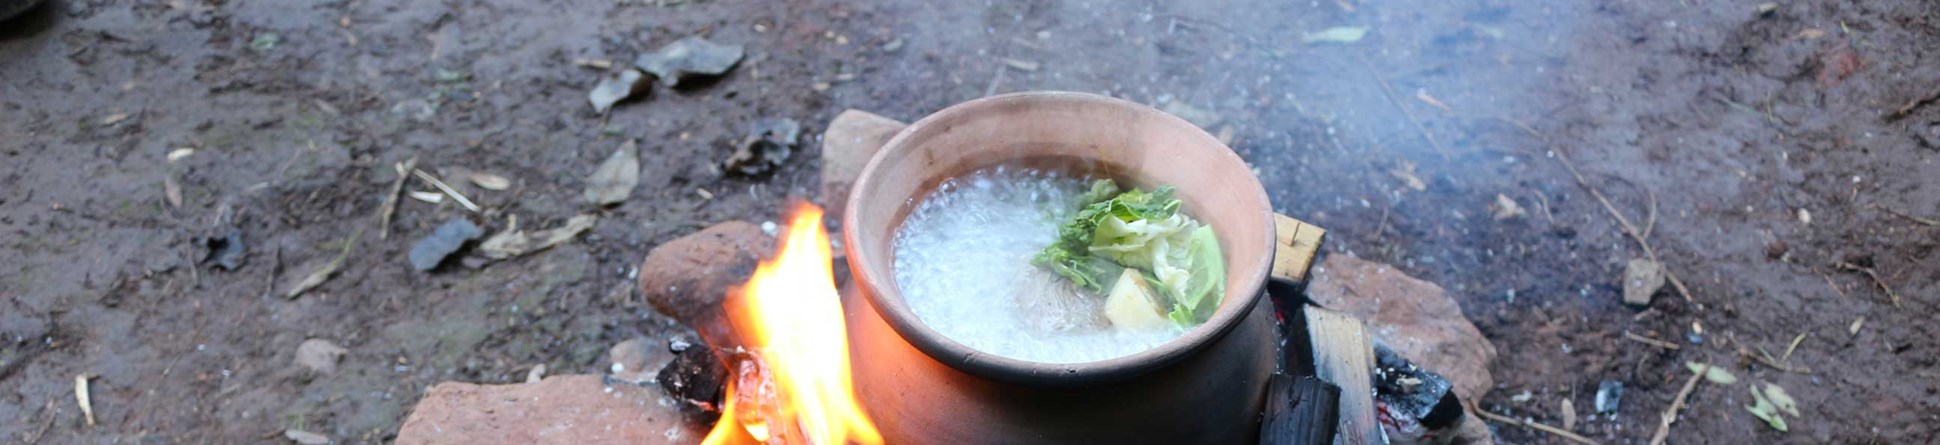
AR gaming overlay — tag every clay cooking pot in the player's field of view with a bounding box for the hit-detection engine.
[842,91,1283,444]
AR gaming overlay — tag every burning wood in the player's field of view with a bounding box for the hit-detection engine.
[699,202,882,445]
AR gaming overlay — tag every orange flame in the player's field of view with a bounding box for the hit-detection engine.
[701,202,883,445]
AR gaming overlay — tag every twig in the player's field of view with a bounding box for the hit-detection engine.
[984,64,1007,97]
[1649,363,1708,445]
[1874,205,1940,226]
[1835,261,1903,308]
[1624,331,1682,350]
[1642,191,1658,240]
[1499,117,1695,304]
[1471,405,1601,445]
[1886,89,1940,121]
[1358,53,1451,159]
[1738,347,1812,374]
[379,156,418,239]
[412,168,480,213]
[1821,273,1849,300]
[26,399,55,444]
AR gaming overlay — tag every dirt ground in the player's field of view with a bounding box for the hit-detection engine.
[2,0,1935,443]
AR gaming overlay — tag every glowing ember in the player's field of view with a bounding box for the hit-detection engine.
[701,202,882,445]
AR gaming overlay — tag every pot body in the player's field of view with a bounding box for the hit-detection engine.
[845,284,1279,444]
[840,91,1284,444]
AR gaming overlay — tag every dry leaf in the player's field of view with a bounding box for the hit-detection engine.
[1686,361,1738,384]
[75,374,95,426]
[479,214,598,260]
[1302,26,1369,44]
[589,69,649,113]
[1491,194,1525,220]
[1390,161,1427,191]
[583,140,640,206]
[469,172,512,191]
[1560,398,1578,431]
[163,176,184,208]
[407,190,445,204]
[167,148,196,163]
[284,429,331,445]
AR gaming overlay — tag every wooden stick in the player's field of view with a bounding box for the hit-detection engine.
[1498,117,1696,304]
[1624,331,1682,350]
[1876,206,1939,226]
[1649,364,1707,445]
[1358,53,1451,159]
[1471,406,1601,445]
[1835,261,1903,308]
[412,168,481,213]
[379,156,418,239]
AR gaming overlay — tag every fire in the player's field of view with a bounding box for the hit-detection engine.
[701,202,883,445]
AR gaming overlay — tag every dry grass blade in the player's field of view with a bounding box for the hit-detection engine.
[1624,331,1682,350]
[75,374,95,427]
[1649,363,1708,445]
[1359,53,1451,159]
[1871,204,1939,226]
[1470,403,1601,445]
[1499,117,1695,304]
[412,168,480,212]
[1835,261,1903,308]
[287,226,363,299]
[379,156,418,239]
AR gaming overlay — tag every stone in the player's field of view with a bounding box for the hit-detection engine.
[396,375,706,445]
[818,110,908,213]
[1306,255,1498,402]
[639,221,772,346]
[1622,258,1665,306]
[294,339,348,374]
[409,219,483,271]
[607,337,671,384]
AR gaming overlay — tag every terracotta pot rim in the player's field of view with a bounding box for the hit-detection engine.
[842,91,1275,387]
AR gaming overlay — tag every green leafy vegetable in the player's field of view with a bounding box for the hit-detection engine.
[1035,181,1225,328]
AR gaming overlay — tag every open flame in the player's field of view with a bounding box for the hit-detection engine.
[701,202,883,445]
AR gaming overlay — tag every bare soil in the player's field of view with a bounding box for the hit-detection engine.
[2,0,1935,444]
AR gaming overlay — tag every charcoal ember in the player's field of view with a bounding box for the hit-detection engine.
[1373,344,1465,445]
[728,351,802,443]
[656,339,728,417]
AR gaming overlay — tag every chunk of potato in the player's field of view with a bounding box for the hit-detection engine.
[1104,268,1168,331]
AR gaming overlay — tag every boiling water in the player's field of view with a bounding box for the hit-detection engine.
[892,167,1185,363]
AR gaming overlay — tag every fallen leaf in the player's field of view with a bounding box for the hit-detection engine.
[167,148,196,163]
[469,172,512,191]
[1560,398,1577,431]
[284,429,330,445]
[1623,258,1666,306]
[294,339,348,374]
[1390,161,1427,191]
[407,190,445,204]
[1686,361,1738,384]
[1302,26,1369,44]
[478,214,598,260]
[583,140,640,205]
[723,119,802,176]
[75,374,95,426]
[1763,382,1799,417]
[163,176,183,208]
[1746,385,1789,432]
[588,69,649,113]
[634,36,745,87]
[526,364,547,383]
[1491,193,1525,220]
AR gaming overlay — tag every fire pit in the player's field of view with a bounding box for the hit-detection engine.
[839,92,1283,444]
